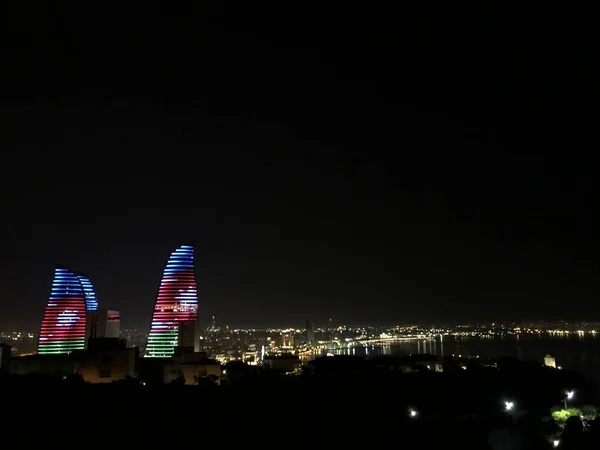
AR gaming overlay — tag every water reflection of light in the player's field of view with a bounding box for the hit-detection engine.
[306,335,600,389]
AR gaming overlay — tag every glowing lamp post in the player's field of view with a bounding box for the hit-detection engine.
[504,400,516,424]
[564,390,574,410]
[408,408,418,418]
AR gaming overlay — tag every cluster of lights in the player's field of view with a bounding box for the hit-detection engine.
[145,244,198,358]
[503,390,575,447]
[38,266,99,355]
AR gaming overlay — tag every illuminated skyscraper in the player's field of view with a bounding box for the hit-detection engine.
[38,266,88,355]
[145,243,198,358]
[75,272,99,311]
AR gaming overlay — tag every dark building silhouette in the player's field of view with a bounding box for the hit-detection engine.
[306,319,315,345]
[0,343,11,379]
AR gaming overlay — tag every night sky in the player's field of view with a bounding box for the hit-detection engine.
[1,4,588,330]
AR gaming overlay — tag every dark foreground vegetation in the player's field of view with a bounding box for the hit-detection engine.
[3,356,600,449]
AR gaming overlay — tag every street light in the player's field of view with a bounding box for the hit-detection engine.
[409,408,418,418]
[564,390,574,410]
[553,439,560,447]
[504,401,514,412]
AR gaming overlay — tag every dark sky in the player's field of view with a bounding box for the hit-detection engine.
[0,3,588,330]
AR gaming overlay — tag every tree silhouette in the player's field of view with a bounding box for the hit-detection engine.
[170,370,185,385]
[193,373,219,386]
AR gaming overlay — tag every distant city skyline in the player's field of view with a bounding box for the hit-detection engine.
[5,317,600,335]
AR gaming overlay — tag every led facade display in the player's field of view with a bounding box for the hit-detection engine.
[75,272,99,312]
[145,244,198,357]
[37,266,88,355]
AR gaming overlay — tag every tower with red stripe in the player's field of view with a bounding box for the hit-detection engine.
[37,266,88,354]
[145,243,198,357]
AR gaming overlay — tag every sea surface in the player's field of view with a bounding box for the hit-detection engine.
[321,334,600,385]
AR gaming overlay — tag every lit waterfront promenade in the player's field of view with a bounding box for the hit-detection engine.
[296,334,436,357]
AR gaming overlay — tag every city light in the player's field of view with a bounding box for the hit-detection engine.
[553,439,560,447]
[504,401,514,411]
[409,408,418,418]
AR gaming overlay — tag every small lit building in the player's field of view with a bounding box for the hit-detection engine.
[544,354,556,368]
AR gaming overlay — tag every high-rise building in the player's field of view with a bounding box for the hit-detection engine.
[86,309,121,343]
[38,266,88,355]
[281,330,295,348]
[145,243,199,358]
[306,320,315,346]
[178,320,199,350]
[74,272,99,311]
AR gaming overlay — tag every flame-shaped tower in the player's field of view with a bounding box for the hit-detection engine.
[74,271,99,312]
[38,266,88,354]
[145,243,198,357]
